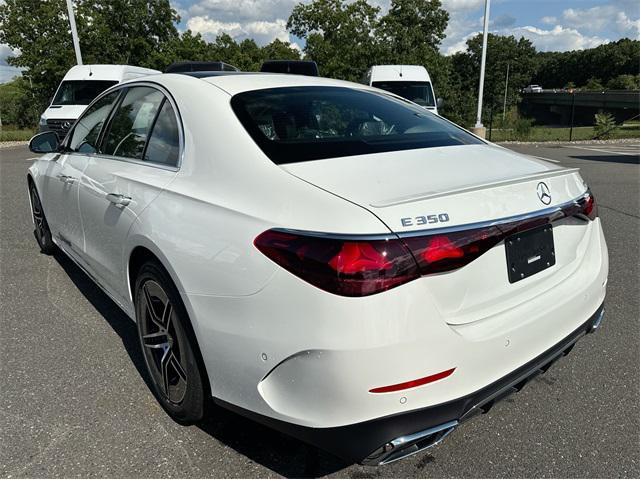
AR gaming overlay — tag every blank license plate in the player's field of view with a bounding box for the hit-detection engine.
[505,224,555,283]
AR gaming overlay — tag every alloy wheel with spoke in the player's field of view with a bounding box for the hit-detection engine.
[140,280,188,404]
[29,183,55,254]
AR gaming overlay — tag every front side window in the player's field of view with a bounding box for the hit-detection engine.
[372,81,435,107]
[52,80,118,106]
[69,90,120,153]
[103,87,164,159]
[231,86,481,164]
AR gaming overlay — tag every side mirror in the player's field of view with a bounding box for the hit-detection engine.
[29,131,60,153]
[436,97,444,108]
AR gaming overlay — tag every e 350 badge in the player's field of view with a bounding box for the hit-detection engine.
[401,213,450,227]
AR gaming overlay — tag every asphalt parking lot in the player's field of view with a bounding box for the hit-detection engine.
[1,142,638,478]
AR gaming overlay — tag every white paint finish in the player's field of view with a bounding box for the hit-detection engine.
[78,157,177,305]
[283,144,585,233]
[28,73,609,433]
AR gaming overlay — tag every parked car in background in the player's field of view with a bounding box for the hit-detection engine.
[27,72,607,466]
[523,84,543,93]
[363,65,441,114]
[260,60,319,76]
[164,61,239,74]
[39,64,160,139]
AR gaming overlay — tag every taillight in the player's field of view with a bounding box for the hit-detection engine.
[581,190,598,220]
[402,226,503,275]
[254,230,420,296]
[255,191,597,296]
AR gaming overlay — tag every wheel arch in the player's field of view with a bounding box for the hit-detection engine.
[126,240,213,400]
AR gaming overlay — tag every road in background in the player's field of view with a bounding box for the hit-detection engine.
[1,143,638,478]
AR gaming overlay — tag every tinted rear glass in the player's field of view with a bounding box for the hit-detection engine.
[52,80,118,105]
[231,86,482,164]
[372,81,435,107]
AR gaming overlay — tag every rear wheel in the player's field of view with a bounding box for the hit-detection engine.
[29,182,56,254]
[135,260,206,423]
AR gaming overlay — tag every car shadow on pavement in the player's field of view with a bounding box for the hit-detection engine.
[569,154,639,165]
[53,252,349,478]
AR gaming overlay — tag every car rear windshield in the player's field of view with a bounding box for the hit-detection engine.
[372,81,435,107]
[52,80,118,106]
[231,86,482,164]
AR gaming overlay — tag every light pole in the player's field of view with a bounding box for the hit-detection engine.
[503,62,510,121]
[473,0,491,136]
[66,0,83,65]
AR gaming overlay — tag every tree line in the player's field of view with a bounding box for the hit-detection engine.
[1,0,638,129]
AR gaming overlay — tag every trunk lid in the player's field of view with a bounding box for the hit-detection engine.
[282,144,592,326]
[281,144,586,234]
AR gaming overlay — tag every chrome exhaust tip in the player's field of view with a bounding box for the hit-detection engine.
[362,420,458,466]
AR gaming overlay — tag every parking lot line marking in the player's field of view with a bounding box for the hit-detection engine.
[563,145,640,156]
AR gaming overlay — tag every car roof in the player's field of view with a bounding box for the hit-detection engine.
[63,64,161,81]
[369,65,431,83]
[199,73,374,96]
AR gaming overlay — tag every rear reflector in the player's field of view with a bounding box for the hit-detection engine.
[254,191,598,297]
[369,368,456,393]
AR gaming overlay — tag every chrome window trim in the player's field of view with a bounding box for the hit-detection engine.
[88,152,180,172]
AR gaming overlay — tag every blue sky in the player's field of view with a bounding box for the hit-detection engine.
[1,0,639,82]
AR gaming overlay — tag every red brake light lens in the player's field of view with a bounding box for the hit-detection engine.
[582,191,597,220]
[254,230,419,297]
[403,226,503,276]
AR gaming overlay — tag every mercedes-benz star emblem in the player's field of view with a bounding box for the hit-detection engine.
[62,121,71,129]
[536,182,551,205]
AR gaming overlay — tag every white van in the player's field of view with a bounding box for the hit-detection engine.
[363,65,440,114]
[39,64,160,138]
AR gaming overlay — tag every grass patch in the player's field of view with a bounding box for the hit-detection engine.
[0,127,36,142]
[488,123,640,142]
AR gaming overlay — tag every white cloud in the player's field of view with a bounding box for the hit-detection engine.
[186,16,291,44]
[561,5,639,37]
[508,25,609,52]
[186,0,299,23]
[541,16,557,25]
[179,0,301,45]
[441,0,485,12]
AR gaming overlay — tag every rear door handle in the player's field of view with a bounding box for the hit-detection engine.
[57,174,76,184]
[106,193,132,206]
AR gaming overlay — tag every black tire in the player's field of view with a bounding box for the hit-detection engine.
[134,260,206,424]
[29,181,56,255]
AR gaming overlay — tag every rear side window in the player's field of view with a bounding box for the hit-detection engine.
[231,86,482,164]
[144,100,180,166]
[103,87,164,159]
[69,90,120,153]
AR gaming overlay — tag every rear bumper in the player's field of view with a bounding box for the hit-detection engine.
[215,303,605,464]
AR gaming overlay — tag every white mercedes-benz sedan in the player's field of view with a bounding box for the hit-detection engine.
[27,72,608,465]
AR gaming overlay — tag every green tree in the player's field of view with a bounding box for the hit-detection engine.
[451,33,538,125]
[533,39,640,88]
[287,0,382,82]
[584,77,605,91]
[606,74,640,90]
[378,0,448,59]
[0,77,40,127]
[0,0,179,107]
